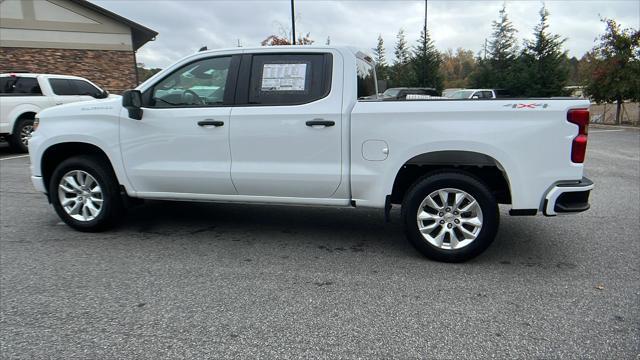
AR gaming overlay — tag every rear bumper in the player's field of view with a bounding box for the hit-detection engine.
[543,177,594,216]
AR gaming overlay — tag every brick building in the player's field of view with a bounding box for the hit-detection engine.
[0,0,157,93]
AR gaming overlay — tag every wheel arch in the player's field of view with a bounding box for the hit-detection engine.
[41,142,122,194]
[389,150,513,205]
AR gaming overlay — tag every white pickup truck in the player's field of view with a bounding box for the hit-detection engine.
[0,73,109,152]
[28,46,593,262]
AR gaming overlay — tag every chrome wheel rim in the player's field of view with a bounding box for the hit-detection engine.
[20,124,34,147]
[58,170,103,222]
[416,188,483,250]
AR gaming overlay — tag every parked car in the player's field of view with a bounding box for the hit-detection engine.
[28,46,593,262]
[447,89,513,100]
[0,73,109,152]
[447,89,496,99]
[382,87,440,100]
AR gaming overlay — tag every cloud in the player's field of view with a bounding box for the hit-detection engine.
[92,0,640,68]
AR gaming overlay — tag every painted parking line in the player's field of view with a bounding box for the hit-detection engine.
[0,154,30,161]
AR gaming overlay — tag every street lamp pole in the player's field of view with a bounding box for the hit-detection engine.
[291,0,296,45]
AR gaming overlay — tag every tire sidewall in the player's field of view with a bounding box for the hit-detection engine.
[403,172,499,262]
[49,156,120,231]
[10,118,34,153]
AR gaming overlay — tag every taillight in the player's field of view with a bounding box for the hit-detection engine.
[567,109,589,163]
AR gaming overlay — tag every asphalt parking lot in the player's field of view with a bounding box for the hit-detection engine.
[1,128,639,359]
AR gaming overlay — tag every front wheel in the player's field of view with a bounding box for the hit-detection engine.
[49,156,124,232]
[8,117,34,153]
[402,171,499,262]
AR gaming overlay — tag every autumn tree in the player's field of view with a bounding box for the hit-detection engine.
[261,32,314,46]
[373,34,389,81]
[583,18,640,124]
[412,28,443,91]
[136,63,162,83]
[514,5,570,97]
[440,48,476,88]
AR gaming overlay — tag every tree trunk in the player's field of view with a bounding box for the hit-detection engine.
[615,96,622,125]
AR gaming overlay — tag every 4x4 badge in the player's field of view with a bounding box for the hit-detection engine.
[503,103,549,109]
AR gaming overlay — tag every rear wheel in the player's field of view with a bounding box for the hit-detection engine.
[49,156,124,231]
[402,171,499,262]
[8,117,34,153]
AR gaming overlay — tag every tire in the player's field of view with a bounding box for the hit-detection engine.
[8,117,34,153]
[402,171,499,262]
[49,155,124,232]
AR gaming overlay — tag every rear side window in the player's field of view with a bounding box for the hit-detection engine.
[0,77,42,96]
[247,53,331,105]
[49,79,75,95]
[356,58,377,99]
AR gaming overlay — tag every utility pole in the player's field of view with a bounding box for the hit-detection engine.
[291,0,296,45]
[424,0,428,33]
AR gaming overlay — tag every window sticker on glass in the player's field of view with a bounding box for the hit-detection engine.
[261,63,307,91]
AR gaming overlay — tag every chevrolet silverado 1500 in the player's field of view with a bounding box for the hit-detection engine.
[28,46,594,262]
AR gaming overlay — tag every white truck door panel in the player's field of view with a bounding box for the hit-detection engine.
[229,52,343,198]
[119,55,238,196]
[119,107,235,195]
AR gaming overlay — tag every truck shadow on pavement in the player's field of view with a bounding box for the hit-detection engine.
[113,200,574,266]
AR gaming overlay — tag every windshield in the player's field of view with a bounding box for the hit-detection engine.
[448,90,474,99]
[383,88,401,97]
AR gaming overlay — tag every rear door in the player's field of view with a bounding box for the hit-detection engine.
[229,51,343,198]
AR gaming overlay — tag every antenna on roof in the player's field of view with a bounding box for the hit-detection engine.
[198,46,208,52]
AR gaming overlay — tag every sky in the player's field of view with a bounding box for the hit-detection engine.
[92,0,640,69]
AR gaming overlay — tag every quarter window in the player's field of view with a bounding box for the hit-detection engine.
[356,58,377,99]
[152,56,231,107]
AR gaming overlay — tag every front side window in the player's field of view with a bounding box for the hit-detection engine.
[152,56,231,107]
[356,58,377,99]
[50,79,74,95]
[0,77,41,95]
[72,80,101,97]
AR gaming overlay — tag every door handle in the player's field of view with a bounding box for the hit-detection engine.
[306,119,335,127]
[198,120,224,127]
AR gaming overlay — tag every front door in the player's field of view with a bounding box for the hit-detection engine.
[229,52,343,198]
[120,55,237,196]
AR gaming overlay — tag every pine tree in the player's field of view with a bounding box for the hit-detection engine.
[471,4,518,89]
[392,29,413,86]
[516,5,569,97]
[412,27,443,92]
[394,29,411,65]
[373,34,389,81]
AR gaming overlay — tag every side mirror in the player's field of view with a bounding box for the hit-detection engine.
[122,90,143,120]
[471,95,479,99]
